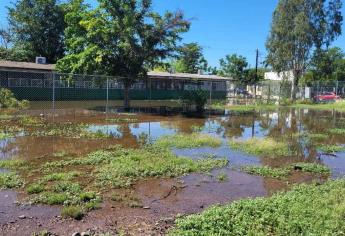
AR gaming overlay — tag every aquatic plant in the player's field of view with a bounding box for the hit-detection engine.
[230,137,292,157]
[171,180,345,235]
[291,162,330,174]
[0,172,23,189]
[216,172,228,182]
[328,128,345,135]
[317,144,345,154]
[0,132,13,140]
[241,165,290,179]
[155,133,222,149]
[42,172,79,182]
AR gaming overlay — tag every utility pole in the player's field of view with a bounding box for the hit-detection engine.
[254,49,259,99]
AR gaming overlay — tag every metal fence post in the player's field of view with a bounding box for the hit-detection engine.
[52,72,55,113]
[106,76,109,115]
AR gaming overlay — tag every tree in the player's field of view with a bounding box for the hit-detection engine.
[8,0,65,63]
[57,0,190,109]
[266,0,343,100]
[173,43,208,74]
[310,47,345,81]
[218,54,248,81]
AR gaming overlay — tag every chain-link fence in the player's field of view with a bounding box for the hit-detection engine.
[0,69,231,116]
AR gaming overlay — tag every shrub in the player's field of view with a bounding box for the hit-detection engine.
[0,88,29,109]
[27,183,45,194]
[180,89,208,112]
[61,206,84,220]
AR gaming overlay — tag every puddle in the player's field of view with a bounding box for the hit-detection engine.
[1,107,345,234]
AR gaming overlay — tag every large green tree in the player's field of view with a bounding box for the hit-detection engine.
[218,54,248,81]
[266,0,343,100]
[8,0,65,63]
[311,47,345,81]
[57,0,190,109]
[173,42,209,74]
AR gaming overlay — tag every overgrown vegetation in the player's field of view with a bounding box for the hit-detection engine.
[290,101,345,112]
[155,133,222,149]
[0,172,23,189]
[317,144,345,154]
[171,180,345,235]
[291,163,330,174]
[211,102,277,113]
[0,88,29,109]
[229,137,292,157]
[241,166,289,179]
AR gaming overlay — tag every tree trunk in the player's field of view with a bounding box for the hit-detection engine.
[291,70,300,101]
[123,83,130,111]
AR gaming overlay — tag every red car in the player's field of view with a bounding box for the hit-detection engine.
[314,92,341,102]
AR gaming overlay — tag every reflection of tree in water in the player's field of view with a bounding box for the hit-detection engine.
[160,118,207,133]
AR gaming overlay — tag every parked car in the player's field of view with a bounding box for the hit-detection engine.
[314,92,341,102]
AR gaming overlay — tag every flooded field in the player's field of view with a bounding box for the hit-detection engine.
[1,106,345,235]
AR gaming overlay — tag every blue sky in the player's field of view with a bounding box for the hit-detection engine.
[0,0,344,67]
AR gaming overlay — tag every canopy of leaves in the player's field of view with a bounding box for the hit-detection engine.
[7,0,65,63]
[57,0,190,83]
[218,54,248,80]
[173,42,209,74]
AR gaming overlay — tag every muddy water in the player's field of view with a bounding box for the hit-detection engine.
[1,107,345,235]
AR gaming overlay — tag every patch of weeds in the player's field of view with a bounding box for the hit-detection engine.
[61,205,84,220]
[97,146,228,188]
[52,182,81,194]
[307,133,328,141]
[241,165,290,179]
[84,200,101,211]
[27,183,45,194]
[42,172,79,182]
[155,133,222,148]
[18,116,44,127]
[328,128,345,135]
[291,163,330,174]
[32,230,50,236]
[52,151,68,158]
[0,172,23,189]
[111,192,142,208]
[34,192,69,205]
[0,88,29,109]
[0,159,26,169]
[317,144,345,154]
[216,172,228,182]
[191,125,204,132]
[171,180,345,235]
[0,132,13,140]
[230,137,292,157]
[0,114,14,120]
[79,191,97,202]
[106,118,138,123]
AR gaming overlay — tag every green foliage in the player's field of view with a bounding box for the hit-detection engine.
[266,0,343,99]
[155,133,222,149]
[180,89,208,112]
[229,137,292,157]
[0,132,13,140]
[291,163,330,174]
[219,54,248,81]
[310,47,345,81]
[0,88,29,109]
[290,101,345,112]
[0,159,25,169]
[173,43,209,74]
[27,183,45,194]
[8,0,65,63]
[242,166,290,179]
[42,172,79,182]
[61,205,84,220]
[216,172,228,182]
[0,172,23,189]
[96,146,228,188]
[329,128,345,135]
[317,144,345,154]
[57,0,190,107]
[171,180,345,236]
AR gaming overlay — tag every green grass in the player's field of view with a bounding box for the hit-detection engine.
[290,100,345,112]
[106,118,138,123]
[26,183,45,194]
[0,172,23,189]
[230,137,292,157]
[317,144,345,153]
[306,133,329,141]
[216,172,228,182]
[155,133,222,149]
[291,163,330,174]
[241,165,290,179]
[0,132,13,140]
[171,180,345,236]
[211,103,278,112]
[42,172,79,182]
[96,146,228,188]
[0,159,26,169]
[61,205,84,220]
[328,128,345,135]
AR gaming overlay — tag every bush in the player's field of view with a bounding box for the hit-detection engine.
[61,206,84,220]
[0,88,29,109]
[181,89,208,112]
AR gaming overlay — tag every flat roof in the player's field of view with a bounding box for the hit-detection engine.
[147,71,232,81]
[0,60,55,71]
